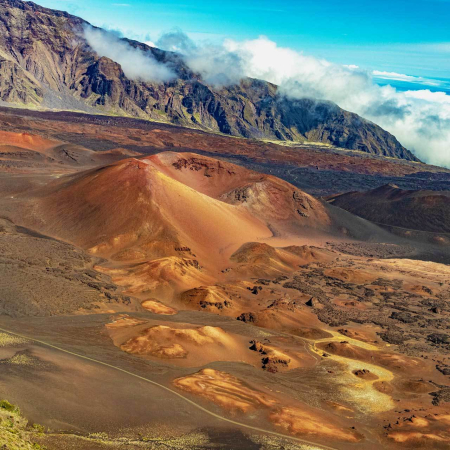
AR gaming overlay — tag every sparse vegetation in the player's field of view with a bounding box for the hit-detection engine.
[31,424,46,435]
[5,353,34,366]
[0,400,17,412]
[0,333,29,347]
[87,431,108,440]
[0,400,47,450]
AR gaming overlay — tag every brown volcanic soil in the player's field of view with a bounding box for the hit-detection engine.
[96,257,215,298]
[0,107,449,196]
[6,151,400,313]
[174,368,364,442]
[107,321,268,369]
[329,184,450,233]
[229,242,335,277]
[7,150,423,277]
[0,217,134,316]
[147,152,333,235]
[15,155,275,267]
[140,299,177,315]
[1,119,450,449]
[0,129,139,174]
[106,314,310,372]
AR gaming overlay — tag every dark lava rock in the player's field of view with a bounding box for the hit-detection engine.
[427,333,450,345]
[237,312,257,323]
[390,311,416,324]
[430,386,450,406]
[378,330,405,345]
[272,275,289,284]
[436,364,450,376]
[305,297,319,307]
[247,286,262,295]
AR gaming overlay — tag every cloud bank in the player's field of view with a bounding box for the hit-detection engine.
[83,26,176,83]
[156,31,244,87]
[156,32,450,168]
[83,26,449,168]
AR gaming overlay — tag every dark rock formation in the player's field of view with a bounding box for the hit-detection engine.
[0,0,419,161]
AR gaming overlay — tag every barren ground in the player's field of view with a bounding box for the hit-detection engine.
[0,108,449,449]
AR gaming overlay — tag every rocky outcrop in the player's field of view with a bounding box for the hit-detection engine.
[0,59,43,104]
[0,0,419,161]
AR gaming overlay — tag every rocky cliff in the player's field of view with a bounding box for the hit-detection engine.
[0,0,419,161]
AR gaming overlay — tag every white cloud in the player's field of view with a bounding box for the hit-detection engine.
[157,33,450,167]
[84,27,450,168]
[373,71,426,82]
[83,26,176,83]
[372,70,445,88]
[156,31,244,86]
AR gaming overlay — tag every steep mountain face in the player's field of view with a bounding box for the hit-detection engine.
[0,59,42,104]
[0,0,419,161]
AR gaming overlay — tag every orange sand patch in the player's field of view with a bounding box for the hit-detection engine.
[141,299,177,315]
[105,314,147,328]
[399,380,433,394]
[249,340,302,372]
[337,328,378,344]
[149,152,332,234]
[352,369,379,381]
[404,284,435,297]
[244,306,327,336]
[121,325,235,360]
[97,257,214,298]
[180,285,232,313]
[324,267,378,284]
[317,341,419,373]
[270,406,363,442]
[435,414,450,425]
[334,298,368,310]
[387,414,450,445]
[110,240,181,262]
[388,432,447,443]
[173,368,277,413]
[290,327,333,340]
[411,416,430,428]
[230,242,333,276]
[0,130,61,151]
[373,381,394,395]
[34,157,272,268]
[326,401,354,414]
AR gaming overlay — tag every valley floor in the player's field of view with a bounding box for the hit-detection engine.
[0,110,449,449]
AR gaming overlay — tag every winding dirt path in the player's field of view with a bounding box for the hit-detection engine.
[0,326,337,450]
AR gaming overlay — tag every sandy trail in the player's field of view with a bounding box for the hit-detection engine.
[0,325,337,450]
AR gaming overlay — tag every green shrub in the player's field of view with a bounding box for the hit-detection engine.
[0,400,16,412]
[32,423,46,434]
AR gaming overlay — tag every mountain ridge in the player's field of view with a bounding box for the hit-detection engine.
[0,0,419,161]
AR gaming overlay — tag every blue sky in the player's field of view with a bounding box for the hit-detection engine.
[41,0,450,78]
